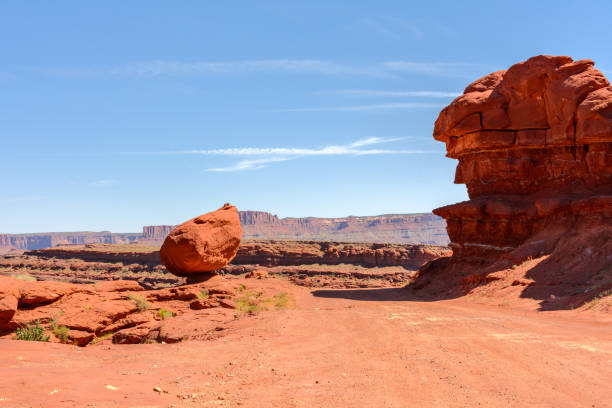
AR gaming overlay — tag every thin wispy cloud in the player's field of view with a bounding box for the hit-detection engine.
[195,137,433,172]
[268,102,446,112]
[318,89,461,98]
[89,179,118,186]
[13,138,436,172]
[35,59,485,79]
[38,60,380,78]
[382,61,480,77]
[362,17,423,40]
[208,157,291,172]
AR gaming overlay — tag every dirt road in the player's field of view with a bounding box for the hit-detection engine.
[1,285,610,407]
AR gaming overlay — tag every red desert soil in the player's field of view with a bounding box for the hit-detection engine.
[1,276,610,408]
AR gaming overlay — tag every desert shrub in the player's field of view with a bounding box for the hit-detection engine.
[235,291,294,314]
[237,284,246,292]
[196,288,209,299]
[53,325,70,342]
[49,311,64,330]
[274,292,290,310]
[235,290,264,314]
[127,293,151,312]
[91,332,113,344]
[15,320,49,342]
[157,308,174,320]
[14,274,36,282]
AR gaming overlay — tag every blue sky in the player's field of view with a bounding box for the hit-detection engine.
[1,1,611,233]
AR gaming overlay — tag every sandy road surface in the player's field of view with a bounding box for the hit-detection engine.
[1,286,610,408]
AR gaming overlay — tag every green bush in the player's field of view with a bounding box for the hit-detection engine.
[15,320,49,342]
[127,293,151,312]
[196,288,209,299]
[157,308,174,320]
[274,292,290,310]
[91,332,113,344]
[235,290,265,314]
[53,325,70,342]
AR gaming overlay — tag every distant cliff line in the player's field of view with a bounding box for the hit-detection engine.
[0,211,449,252]
[143,211,449,245]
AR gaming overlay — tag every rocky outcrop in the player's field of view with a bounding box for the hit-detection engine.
[432,55,612,262]
[0,274,238,345]
[160,204,242,276]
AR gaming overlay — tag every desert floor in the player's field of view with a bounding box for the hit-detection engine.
[1,282,610,408]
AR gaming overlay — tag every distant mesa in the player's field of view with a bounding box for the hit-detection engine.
[159,204,242,277]
[0,231,141,253]
[3,214,449,255]
[142,212,449,245]
[0,212,448,254]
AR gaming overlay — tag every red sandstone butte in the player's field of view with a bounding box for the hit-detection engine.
[160,204,242,276]
[431,55,612,262]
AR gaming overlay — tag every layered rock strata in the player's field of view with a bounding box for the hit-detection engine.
[432,55,612,262]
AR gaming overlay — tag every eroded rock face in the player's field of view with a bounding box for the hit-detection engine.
[432,55,612,261]
[160,204,242,276]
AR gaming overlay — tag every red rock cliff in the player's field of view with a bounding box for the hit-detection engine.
[432,55,612,262]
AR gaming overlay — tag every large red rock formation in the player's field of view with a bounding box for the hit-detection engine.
[432,55,612,262]
[160,204,242,276]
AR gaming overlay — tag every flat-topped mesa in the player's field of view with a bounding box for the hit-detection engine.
[433,55,612,261]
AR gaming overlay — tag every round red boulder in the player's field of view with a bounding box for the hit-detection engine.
[160,204,242,276]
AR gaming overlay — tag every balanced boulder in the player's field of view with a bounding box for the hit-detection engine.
[160,204,242,276]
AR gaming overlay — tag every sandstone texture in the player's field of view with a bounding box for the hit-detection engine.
[160,204,242,276]
[0,274,239,346]
[432,55,611,261]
